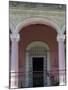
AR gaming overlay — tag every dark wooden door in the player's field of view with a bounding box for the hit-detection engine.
[32,57,44,87]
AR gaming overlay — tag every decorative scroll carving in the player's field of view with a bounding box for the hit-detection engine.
[10,33,20,42]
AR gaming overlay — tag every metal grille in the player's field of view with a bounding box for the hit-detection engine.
[27,46,47,87]
[9,46,66,88]
[9,69,66,88]
[26,46,47,56]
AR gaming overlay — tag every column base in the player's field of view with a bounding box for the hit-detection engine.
[10,73,18,89]
[59,75,66,86]
[59,82,66,86]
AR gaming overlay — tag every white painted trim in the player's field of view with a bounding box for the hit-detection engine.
[47,51,51,86]
[25,41,51,87]
[25,52,29,87]
[26,41,50,51]
[14,17,60,33]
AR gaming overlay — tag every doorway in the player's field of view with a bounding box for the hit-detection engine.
[25,41,50,87]
[32,57,44,87]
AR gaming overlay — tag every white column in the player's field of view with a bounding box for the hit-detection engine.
[47,52,51,86]
[57,34,66,85]
[25,52,29,87]
[10,33,20,88]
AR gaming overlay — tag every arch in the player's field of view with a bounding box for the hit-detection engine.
[25,41,51,87]
[26,41,50,51]
[14,17,60,34]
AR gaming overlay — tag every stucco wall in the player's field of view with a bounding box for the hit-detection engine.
[19,24,58,76]
[9,1,66,33]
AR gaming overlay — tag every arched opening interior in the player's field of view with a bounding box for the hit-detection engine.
[25,41,50,87]
[19,24,59,87]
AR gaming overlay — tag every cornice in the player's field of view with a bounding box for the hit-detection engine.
[9,1,66,12]
[9,9,65,17]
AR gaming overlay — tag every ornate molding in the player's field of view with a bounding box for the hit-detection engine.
[14,17,60,33]
[10,33,20,42]
[9,1,65,11]
[57,34,65,42]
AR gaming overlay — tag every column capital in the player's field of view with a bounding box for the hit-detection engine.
[10,33,20,42]
[57,34,65,42]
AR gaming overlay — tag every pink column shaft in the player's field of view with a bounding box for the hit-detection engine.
[10,33,20,88]
[57,35,65,85]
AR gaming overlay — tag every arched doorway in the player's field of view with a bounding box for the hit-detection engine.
[25,41,50,87]
[19,23,59,87]
[10,18,66,88]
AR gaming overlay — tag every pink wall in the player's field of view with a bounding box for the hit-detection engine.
[19,24,58,77]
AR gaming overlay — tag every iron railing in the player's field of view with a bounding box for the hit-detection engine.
[9,69,66,88]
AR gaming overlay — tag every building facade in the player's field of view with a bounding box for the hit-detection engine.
[9,1,66,88]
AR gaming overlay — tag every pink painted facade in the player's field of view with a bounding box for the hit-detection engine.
[9,2,66,88]
[18,24,59,86]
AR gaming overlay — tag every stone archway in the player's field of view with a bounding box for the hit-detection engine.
[25,41,50,87]
[10,18,66,88]
[14,17,60,33]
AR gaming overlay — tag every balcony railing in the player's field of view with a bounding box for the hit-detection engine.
[9,69,66,88]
